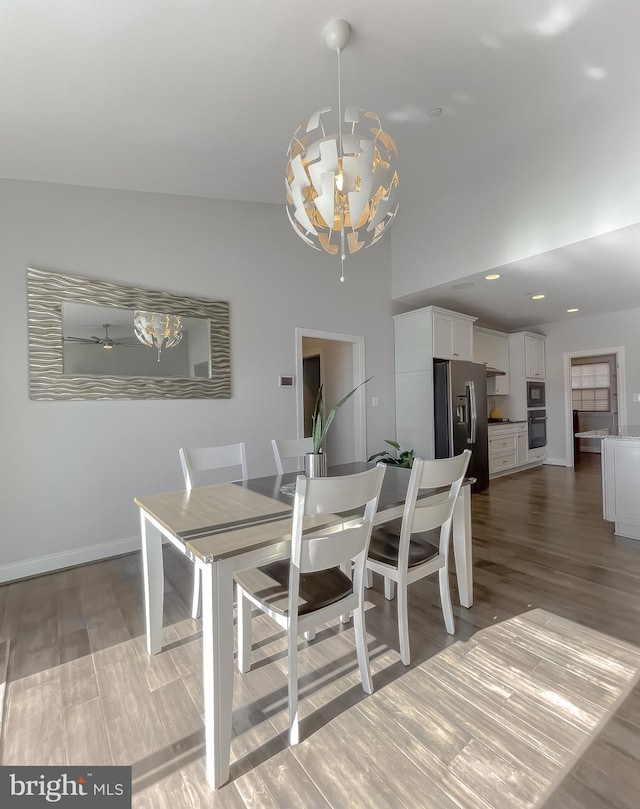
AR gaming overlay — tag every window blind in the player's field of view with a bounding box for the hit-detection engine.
[572,362,611,411]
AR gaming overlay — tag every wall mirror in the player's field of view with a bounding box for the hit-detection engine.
[28,268,231,400]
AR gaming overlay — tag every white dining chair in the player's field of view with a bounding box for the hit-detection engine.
[178,443,248,619]
[235,464,386,745]
[366,450,471,666]
[271,437,314,474]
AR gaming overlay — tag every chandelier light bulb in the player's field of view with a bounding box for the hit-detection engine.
[285,19,399,281]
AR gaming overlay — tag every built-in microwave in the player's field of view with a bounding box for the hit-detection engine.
[527,380,546,408]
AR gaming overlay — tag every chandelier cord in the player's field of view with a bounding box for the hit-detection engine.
[337,46,346,282]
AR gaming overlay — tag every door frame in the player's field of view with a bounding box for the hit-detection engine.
[294,327,367,462]
[563,345,626,467]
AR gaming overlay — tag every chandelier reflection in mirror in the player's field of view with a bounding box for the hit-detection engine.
[285,19,399,282]
[133,310,183,361]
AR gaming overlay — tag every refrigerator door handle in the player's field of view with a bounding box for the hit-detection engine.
[467,380,477,444]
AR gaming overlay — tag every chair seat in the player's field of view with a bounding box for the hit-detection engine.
[235,561,352,617]
[368,519,440,568]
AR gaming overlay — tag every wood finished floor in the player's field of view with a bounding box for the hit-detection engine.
[1,455,640,808]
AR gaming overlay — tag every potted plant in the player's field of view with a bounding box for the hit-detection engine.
[307,378,371,477]
[367,440,416,491]
[367,440,415,468]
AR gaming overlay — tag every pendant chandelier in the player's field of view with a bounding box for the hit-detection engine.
[133,310,183,361]
[285,19,399,281]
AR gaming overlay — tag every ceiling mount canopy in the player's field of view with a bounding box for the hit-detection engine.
[285,19,399,282]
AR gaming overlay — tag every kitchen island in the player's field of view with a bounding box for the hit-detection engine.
[597,427,640,540]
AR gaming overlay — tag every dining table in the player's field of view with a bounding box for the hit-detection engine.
[135,462,475,789]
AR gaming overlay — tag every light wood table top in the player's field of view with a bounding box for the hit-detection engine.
[135,482,294,560]
[136,463,475,565]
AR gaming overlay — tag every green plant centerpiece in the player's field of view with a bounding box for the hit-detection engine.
[307,377,371,476]
[367,440,415,468]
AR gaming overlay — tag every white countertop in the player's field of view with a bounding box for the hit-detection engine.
[575,429,610,438]
[575,426,640,440]
[605,426,640,440]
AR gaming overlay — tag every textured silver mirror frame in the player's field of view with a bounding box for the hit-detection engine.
[27,268,231,400]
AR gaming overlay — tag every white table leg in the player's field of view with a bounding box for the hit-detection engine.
[200,558,235,790]
[452,485,473,608]
[140,512,164,655]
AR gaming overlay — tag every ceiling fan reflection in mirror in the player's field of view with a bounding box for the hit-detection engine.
[64,324,139,350]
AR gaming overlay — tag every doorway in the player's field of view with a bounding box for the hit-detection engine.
[295,328,367,464]
[563,346,626,467]
[302,353,322,438]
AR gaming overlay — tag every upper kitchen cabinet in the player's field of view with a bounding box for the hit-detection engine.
[394,306,476,371]
[508,332,546,381]
[474,327,510,394]
[433,309,475,361]
[508,331,546,416]
[524,334,546,379]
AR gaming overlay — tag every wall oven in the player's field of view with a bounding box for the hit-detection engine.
[527,380,546,408]
[528,410,547,449]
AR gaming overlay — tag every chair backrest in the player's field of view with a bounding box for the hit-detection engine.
[178,443,248,490]
[399,450,472,564]
[271,437,314,474]
[289,464,386,594]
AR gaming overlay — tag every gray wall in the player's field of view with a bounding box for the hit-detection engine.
[0,179,395,579]
[538,308,640,464]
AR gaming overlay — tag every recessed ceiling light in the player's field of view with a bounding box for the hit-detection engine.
[485,274,501,280]
[429,107,442,117]
[531,294,546,300]
[567,307,579,313]
[585,66,606,80]
[452,281,474,290]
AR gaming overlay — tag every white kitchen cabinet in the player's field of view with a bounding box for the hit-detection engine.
[507,331,547,418]
[489,421,543,477]
[394,307,476,371]
[516,424,528,465]
[524,334,545,379]
[395,370,432,460]
[602,435,640,540]
[474,327,510,394]
[432,310,474,361]
[527,446,547,464]
[489,424,517,474]
[394,306,477,460]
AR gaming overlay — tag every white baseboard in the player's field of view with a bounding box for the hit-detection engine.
[544,457,568,466]
[0,535,141,584]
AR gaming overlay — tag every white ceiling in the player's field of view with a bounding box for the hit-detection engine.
[395,221,640,330]
[3,0,640,330]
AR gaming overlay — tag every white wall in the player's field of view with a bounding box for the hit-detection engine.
[0,179,395,580]
[538,308,640,464]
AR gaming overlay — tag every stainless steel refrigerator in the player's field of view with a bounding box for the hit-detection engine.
[433,359,489,492]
